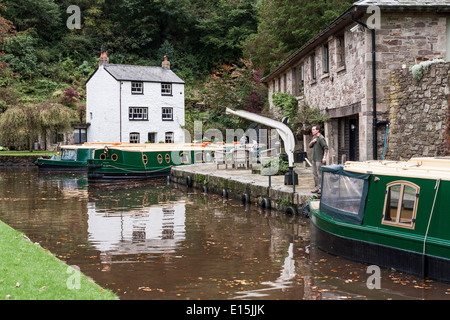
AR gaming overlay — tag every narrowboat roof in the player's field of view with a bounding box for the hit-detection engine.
[97,143,230,152]
[343,157,450,181]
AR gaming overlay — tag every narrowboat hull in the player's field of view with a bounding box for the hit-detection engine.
[36,159,88,170]
[309,157,450,283]
[87,143,220,181]
[310,205,450,282]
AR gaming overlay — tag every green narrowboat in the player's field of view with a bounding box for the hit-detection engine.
[87,143,221,181]
[35,144,100,170]
[309,157,450,282]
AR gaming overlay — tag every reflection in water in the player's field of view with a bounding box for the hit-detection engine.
[88,204,186,258]
[2,168,450,300]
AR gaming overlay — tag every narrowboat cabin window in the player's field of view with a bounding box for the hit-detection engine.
[61,149,77,161]
[322,172,365,215]
[382,181,420,229]
[320,165,369,224]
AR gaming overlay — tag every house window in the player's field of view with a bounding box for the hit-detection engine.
[165,132,174,143]
[130,132,140,143]
[129,107,148,120]
[131,81,143,94]
[336,36,345,69]
[311,53,316,80]
[161,83,172,95]
[73,128,87,144]
[53,131,64,144]
[382,181,420,229]
[322,43,329,73]
[162,107,173,121]
[147,132,157,143]
[299,64,304,94]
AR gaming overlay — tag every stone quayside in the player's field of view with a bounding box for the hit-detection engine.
[170,163,315,213]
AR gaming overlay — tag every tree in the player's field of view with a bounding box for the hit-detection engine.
[0,103,75,150]
[244,0,354,72]
[198,58,267,133]
[0,2,16,111]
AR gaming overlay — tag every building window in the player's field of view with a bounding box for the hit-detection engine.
[147,132,157,143]
[162,107,173,121]
[322,43,329,73]
[311,53,316,80]
[53,131,64,144]
[283,74,287,93]
[129,107,148,120]
[131,81,143,94]
[299,64,304,94]
[130,132,140,143]
[161,83,172,95]
[336,36,345,69]
[73,128,87,144]
[165,132,174,143]
[382,181,420,229]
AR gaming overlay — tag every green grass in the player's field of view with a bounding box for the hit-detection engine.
[0,221,118,300]
[0,151,58,156]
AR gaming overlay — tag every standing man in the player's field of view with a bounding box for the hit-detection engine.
[309,125,328,194]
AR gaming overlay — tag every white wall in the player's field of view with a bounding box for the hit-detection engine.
[86,66,121,142]
[86,67,185,143]
[120,81,185,143]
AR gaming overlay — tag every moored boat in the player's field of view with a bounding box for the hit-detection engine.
[87,143,224,181]
[35,144,100,170]
[35,142,138,170]
[309,157,450,282]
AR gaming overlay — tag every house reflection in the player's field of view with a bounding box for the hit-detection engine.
[86,184,186,268]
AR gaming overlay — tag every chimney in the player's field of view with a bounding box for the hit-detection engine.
[98,51,109,67]
[161,55,170,69]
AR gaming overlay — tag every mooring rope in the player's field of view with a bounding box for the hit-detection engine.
[105,164,173,174]
[422,178,441,277]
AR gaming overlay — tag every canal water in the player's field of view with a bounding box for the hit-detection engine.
[2,167,450,300]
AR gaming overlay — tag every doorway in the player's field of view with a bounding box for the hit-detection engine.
[338,116,359,163]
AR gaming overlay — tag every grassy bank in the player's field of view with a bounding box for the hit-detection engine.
[0,151,58,156]
[0,221,118,300]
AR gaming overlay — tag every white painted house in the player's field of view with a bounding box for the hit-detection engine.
[86,53,185,144]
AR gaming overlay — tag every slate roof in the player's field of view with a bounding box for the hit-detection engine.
[103,64,185,84]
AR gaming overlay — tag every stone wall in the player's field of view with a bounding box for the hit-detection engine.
[384,62,450,160]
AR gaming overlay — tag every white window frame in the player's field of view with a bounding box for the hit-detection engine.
[129,107,148,121]
[131,81,143,94]
[130,132,140,143]
[165,132,174,143]
[161,83,172,95]
[162,107,173,121]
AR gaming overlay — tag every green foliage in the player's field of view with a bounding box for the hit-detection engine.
[0,103,76,150]
[2,30,39,78]
[272,92,298,120]
[298,102,330,134]
[244,0,354,72]
[271,92,329,136]
[261,157,289,175]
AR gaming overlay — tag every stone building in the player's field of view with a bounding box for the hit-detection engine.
[262,0,450,163]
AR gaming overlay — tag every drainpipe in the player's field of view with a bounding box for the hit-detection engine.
[351,12,378,160]
[119,81,123,142]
